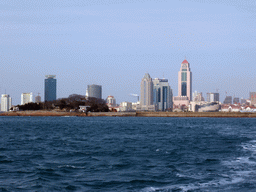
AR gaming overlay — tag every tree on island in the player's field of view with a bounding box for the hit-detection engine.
[17,102,43,111]
[54,94,109,112]
[14,94,109,112]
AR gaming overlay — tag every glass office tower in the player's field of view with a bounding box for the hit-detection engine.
[44,75,57,101]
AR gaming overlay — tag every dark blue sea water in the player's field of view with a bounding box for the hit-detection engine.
[1,117,256,191]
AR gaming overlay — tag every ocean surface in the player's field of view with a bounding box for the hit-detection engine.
[1,117,256,191]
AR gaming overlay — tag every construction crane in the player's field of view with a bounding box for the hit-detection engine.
[130,94,139,102]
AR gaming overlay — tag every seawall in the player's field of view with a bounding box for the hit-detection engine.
[1,111,256,118]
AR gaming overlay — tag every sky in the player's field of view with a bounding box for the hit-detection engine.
[0,0,255,105]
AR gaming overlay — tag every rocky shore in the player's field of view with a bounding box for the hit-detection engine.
[1,111,256,118]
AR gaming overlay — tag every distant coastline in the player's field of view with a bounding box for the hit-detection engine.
[1,111,256,118]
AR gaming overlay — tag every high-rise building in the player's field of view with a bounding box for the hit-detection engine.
[106,95,116,107]
[223,96,232,104]
[250,92,256,105]
[87,84,102,99]
[173,59,192,108]
[21,92,33,105]
[1,94,12,111]
[45,75,57,102]
[178,59,192,100]
[153,78,173,111]
[137,73,155,111]
[207,93,220,102]
[233,97,240,104]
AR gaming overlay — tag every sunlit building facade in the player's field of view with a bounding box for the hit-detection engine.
[106,95,116,107]
[137,73,155,111]
[1,94,12,112]
[21,92,33,105]
[173,59,192,108]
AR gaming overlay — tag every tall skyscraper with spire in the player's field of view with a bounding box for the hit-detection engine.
[173,59,192,109]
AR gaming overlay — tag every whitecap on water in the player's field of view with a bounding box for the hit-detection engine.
[141,177,245,192]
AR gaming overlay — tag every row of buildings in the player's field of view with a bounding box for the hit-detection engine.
[134,59,192,111]
[1,59,256,112]
[108,59,255,112]
[0,74,103,111]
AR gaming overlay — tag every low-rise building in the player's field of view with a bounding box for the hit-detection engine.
[106,95,116,108]
[118,102,133,112]
[223,96,232,104]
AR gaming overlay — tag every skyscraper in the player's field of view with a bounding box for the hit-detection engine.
[87,84,102,99]
[1,94,12,112]
[178,59,192,100]
[21,92,33,105]
[137,73,155,111]
[45,75,57,102]
[153,78,173,111]
[173,59,192,108]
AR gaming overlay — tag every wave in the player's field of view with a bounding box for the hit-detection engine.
[141,177,244,192]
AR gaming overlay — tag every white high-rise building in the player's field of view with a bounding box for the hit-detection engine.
[21,92,33,105]
[1,94,12,111]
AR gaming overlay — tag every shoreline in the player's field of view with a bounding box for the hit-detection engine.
[1,111,256,118]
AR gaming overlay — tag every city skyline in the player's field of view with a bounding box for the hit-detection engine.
[0,0,255,104]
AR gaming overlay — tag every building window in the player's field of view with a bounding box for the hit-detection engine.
[158,88,161,102]
[182,82,187,96]
[163,87,167,102]
[153,88,156,103]
[181,72,187,81]
[144,81,146,105]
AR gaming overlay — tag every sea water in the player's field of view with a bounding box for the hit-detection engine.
[1,117,256,191]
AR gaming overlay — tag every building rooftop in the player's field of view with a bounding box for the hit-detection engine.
[143,73,151,80]
[182,59,189,64]
[45,75,56,79]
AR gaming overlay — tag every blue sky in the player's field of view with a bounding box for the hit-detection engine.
[0,0,255,104]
